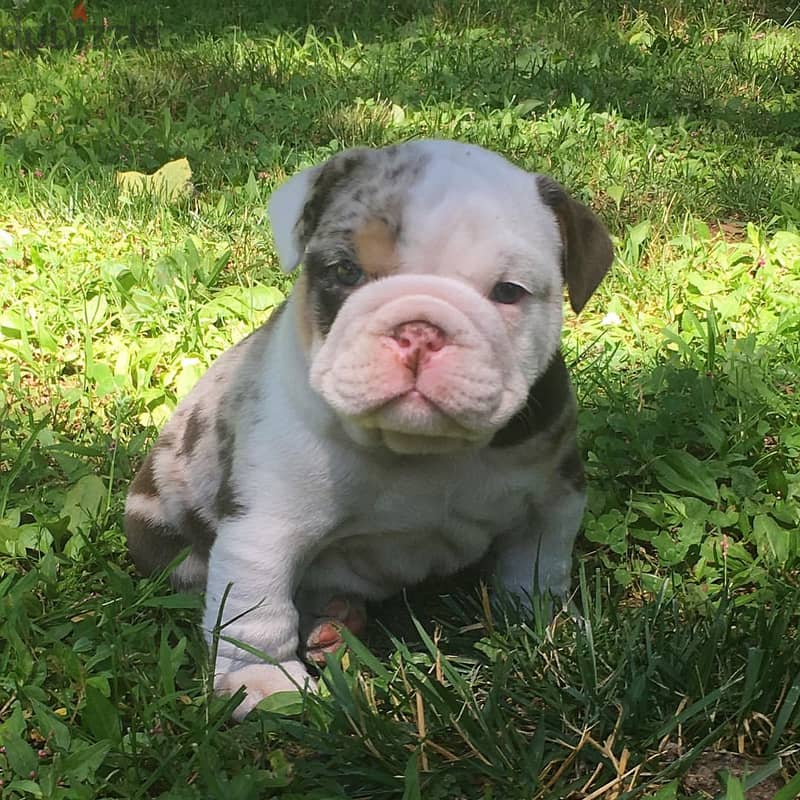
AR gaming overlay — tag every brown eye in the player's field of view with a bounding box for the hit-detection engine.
[490,282,528,304]
[333,262,364,286]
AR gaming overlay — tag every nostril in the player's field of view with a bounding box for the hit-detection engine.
[391,321,446,352]
[426,327,445,352]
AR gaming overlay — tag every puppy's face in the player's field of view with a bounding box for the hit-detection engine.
[269,141,612,455]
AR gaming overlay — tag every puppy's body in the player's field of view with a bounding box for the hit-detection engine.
[125,140,612,719]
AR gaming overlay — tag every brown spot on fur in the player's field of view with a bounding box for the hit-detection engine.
[180,407,204,456]
[124,512,183,577]
[215,417,246,518]
[182,508,217,558]
[154,431,176,451]
[129,452,159,497]
[353,218,399,278]
[125,508,213,589]
[298,150,370,250]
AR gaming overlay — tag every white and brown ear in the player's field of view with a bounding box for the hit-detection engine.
[536,176,614,313]
[268,149,372,272]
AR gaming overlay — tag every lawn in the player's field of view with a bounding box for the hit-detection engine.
[1,0,799,797]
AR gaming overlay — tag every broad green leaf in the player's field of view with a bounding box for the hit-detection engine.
[0,707,37,777]
[752,515,796,565]
[0,308,32,339]
[607,184,624,207]
[30,699,71,751]
[5,780,43,797]
[766,461,789,497]
[254,690,306,717]
[245,170,259,201]
[653,450,719,502]
[20,92,36,119]
[88,361,122,397]
[35,320,58,353]
[389,102,407,123]
[0,522,52,555]
[59,740,112,782]
[627,219,651,249]
[84,293,108,326]
[62,474,106,536]
[82,686,121,743]
[174,357,205,399]
[3,734,38,777]
[729,466,758,498]
[651,531,690,566]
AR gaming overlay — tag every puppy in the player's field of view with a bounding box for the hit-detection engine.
[124,140,613,719]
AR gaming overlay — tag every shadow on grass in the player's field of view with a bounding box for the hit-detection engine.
[2,0,798,222]
[28,0,800,39]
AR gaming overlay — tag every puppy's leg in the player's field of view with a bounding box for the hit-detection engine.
[493,480,586,606]
[204,514,318,721]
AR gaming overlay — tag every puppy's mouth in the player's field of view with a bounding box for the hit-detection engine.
[384,387,443,419]
[345,388,490,455]
[372,387,475,432]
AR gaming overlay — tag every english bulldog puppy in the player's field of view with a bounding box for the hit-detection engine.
[124,140,613,720]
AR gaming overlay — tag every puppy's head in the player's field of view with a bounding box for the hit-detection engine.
[269,141,612,455]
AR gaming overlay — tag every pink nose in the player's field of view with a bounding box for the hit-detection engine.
[390,321,446,372]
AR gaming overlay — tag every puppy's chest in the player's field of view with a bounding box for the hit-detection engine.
[302,458,542,598]
[369,470,526,532]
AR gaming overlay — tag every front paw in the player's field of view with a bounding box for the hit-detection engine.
[215,660,316,721]
[302,595,367,664]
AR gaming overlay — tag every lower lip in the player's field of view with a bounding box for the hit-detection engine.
[383,388,437,415]
[402,388,435,407]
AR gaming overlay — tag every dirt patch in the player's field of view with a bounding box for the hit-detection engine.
[681,751,784,799]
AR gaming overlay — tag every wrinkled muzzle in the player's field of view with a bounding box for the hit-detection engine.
[309,275,530,454]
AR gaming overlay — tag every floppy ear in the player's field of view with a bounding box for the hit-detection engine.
[536,176,614,313]
[267,165,320,272]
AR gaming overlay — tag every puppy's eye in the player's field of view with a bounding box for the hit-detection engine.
[490,281,528,304]
[333,262,364,287]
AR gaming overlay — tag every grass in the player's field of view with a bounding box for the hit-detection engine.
[0,0,799,797]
